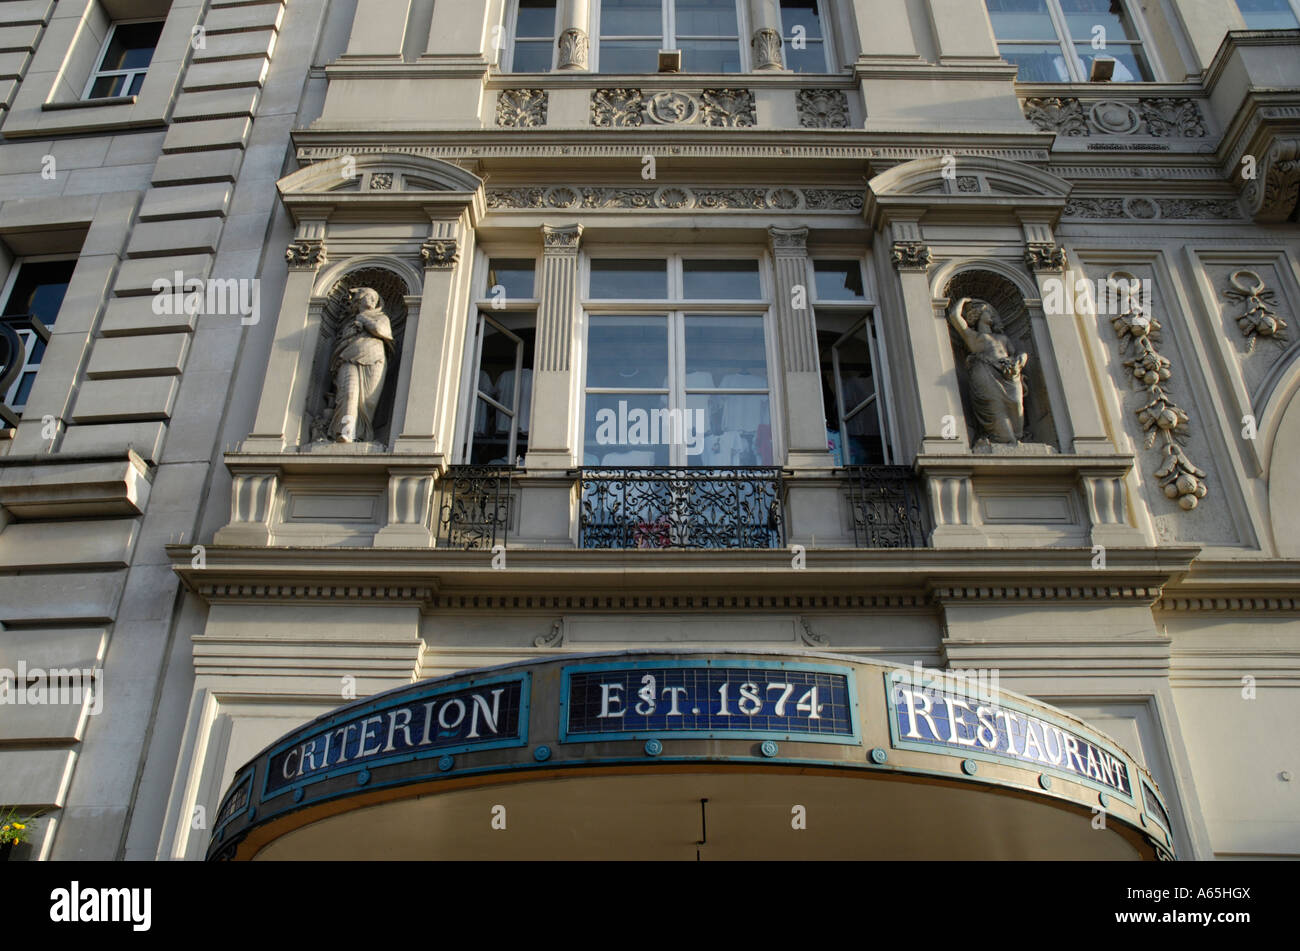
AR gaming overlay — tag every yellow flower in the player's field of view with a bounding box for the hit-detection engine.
[12,823,24,830]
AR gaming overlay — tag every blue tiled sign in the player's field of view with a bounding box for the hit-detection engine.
[561,660,860,745]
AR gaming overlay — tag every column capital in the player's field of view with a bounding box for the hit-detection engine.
[890,241,933,272]
[769,226,809,255]
[1024,242,1068,272]
[542,222,584,252]
[285,240,327,270]
[420,238,460,269]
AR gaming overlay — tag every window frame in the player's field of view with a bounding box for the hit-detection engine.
[1235,0,1300,29]
[986,0,1159,84]
[504,0,562,74]
[82,18,167,101]
[779,0,835,73]
[590,0,754,74]
[458,250,542,466]
[578,250,782,467]
[808,256,897,467]
[1,255,77,415]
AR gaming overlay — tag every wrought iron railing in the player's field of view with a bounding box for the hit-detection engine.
[845,465,929,548]
[436,466,515,550]
[579,467,784,550]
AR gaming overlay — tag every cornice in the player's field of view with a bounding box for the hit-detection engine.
[1203,29,1300,92]
[1155,558,1300,611]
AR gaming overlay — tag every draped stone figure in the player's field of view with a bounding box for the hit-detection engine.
[947,297,1029,444]
[327,287,393,443]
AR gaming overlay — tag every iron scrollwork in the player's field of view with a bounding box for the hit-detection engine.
[845,466,929,548]
[436,466,515,550]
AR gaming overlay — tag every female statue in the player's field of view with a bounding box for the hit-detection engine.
[947,297,1028,444]
[328,287,393,443]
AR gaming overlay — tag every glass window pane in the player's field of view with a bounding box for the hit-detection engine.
[703,396,771,463]
[584,393,672,465]
[1075,43,1150,81]
[516,0,557,37]
[675,0,739,35]
[100,22,163,71]
[601,0,664,35]
[983,0,1059,41]
[589,259,668,298]
[89,73,127,98]
[813,260,865,300]
[512,39,553,71]
[677,38,741,71]
[487,259,536,299]
[1059,0,1140,41]
[14,371,36,407]
[586,315,669,387]
[681,260,761,298]
[781,0,824,39]
[685,316,766,385]
[597,39,662,71]
[784,39,826,72]
[1237,0,1300,29]
[999,44,1072,81]
[835,328,886,465]
[128,72,146,95]
[3,261,75,325]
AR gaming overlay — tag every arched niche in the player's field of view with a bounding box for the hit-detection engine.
[941,268,1060,451]
[302,265,413,448]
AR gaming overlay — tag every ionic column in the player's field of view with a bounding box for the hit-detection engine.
[769,227,830,467]
[1020,221,1110,455]
[887,222,966,455]
[557,0,591,70]
[243,226,329,451]
[748,0,784,71]
[391,217,475,459]
[525,224,583,471]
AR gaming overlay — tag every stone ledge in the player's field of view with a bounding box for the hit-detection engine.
[0,450,152,518]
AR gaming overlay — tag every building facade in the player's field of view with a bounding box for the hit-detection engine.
[0,0,1297,860]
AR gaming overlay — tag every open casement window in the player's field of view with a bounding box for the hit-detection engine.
[1236,0,1300,29]
[507,0,560,72]
[582,256,775,467]
[461,258,538,466]
[1,258,76,415]
[83,19,165,99]
[984,0,1154,82]
[595,0,746,73]
[811,259,893,467]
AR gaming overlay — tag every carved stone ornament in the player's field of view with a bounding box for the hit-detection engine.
[1022,97,1089,136]
[369,172,393,190]
[543,224,583,251]
[496,88,548,127]
[1107,272,1208,510]
[285,240,327,269]
[325,287,394,444]
[797,89,849,128]
[591,88,755,127]
[890,241,932,271]
[591,88,646,127]
[947,297,1029,445]
[1241,137,1300,224]
[1024,242,1068,272]
[1021,96,1208,137]
[751,27,784,70]
[420,238,459,268]
[486,185,861,212]
[557,27,588,70]
[798,616,828,647]
[1063,197,1242,220]
[533,619,564,648]
[1223,269,1289,353]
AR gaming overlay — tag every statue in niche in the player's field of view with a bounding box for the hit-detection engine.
[947,297,1029,445]
[326,287,393,443]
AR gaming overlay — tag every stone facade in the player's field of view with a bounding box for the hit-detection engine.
[0,0,1297,861]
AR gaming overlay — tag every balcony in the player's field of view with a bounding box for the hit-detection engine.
[844,466,929,549]
[579,467,784,550]
[436,466,515,550]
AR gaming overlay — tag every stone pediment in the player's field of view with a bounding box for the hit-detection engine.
[864,156,1072,228]
[276,152,486,224]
